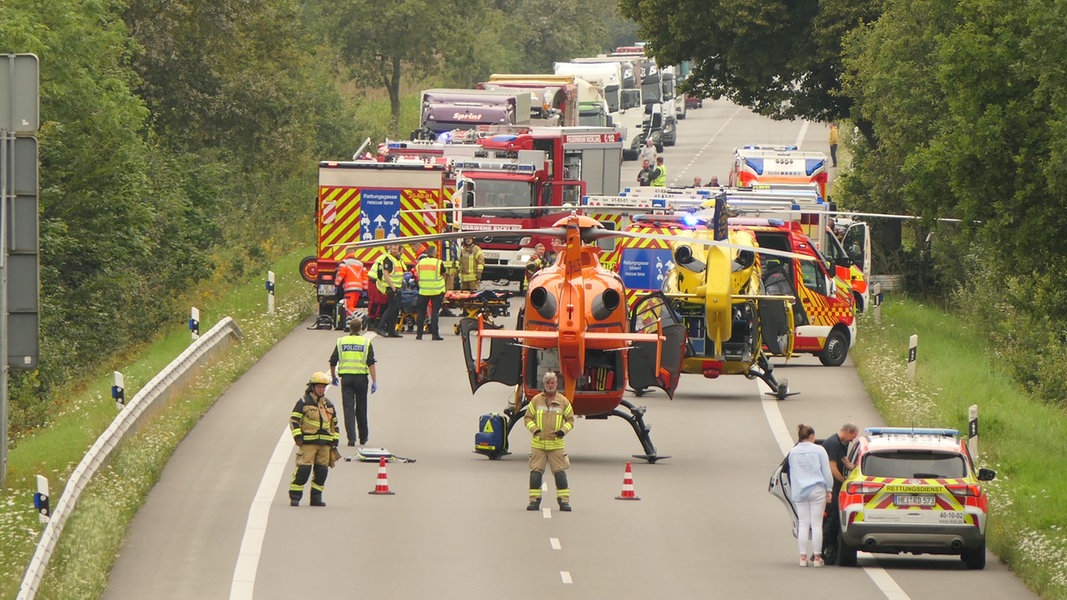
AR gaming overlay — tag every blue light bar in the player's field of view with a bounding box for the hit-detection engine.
[805,158,826,175]
[865,427,959,438]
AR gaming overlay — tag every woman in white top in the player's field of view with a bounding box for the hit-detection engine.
[787,424,834,567]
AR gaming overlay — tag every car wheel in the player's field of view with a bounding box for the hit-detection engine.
[819,329,849,366]
[962,540,986,570]
[837,530,857,567]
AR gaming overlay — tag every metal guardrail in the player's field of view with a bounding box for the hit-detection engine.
[17,317,243,599]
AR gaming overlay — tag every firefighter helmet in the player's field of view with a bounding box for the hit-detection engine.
[308,371,331,386]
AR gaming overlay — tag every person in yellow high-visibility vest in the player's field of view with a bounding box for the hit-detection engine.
[375,244,405,338]
[414,245,446,340]
[650,156,667,187]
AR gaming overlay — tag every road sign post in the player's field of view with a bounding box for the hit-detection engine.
[2,53,40,485]
[906,334,918,380]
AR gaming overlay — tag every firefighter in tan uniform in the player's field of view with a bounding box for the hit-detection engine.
[288,372,340,507]
[525,371,575,512]
[458,237,484,291]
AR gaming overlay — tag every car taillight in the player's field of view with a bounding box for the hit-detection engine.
[845,481,884,495]
[946,483,980,497]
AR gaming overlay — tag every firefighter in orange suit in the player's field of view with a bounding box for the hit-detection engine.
[289,372,340,507]
[525,371,574,512]
[335,252,365,314]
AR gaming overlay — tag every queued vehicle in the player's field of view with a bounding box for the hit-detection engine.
[769,427,996,569]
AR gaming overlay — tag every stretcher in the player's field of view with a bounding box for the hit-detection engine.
[444,289,512,334]
[344,446,416,463]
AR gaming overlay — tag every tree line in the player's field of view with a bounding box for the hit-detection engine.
[624,0,1067,405]
[0,0,633,433]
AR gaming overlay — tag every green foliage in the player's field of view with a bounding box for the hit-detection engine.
[621,0,880,122]
[0,250,315,600]
[952,248,1067,407]
[854,297,1067,598]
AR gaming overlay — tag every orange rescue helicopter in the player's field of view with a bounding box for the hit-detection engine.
[458,213,687,463]
[343,211,811,462]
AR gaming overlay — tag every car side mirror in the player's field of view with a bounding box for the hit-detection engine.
[977,467,996,481]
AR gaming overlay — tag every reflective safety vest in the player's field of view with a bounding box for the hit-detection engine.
[375,252,405,293]
[460,245,484,283]
[335,334,370,375]
[289,392,339,445]
[415,257,445,295]
[524,392,574,451]
[651,164,667,187]
[337,259,364,293]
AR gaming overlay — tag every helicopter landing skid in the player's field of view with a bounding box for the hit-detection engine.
[750,356,798,401]
[611,399,669,463]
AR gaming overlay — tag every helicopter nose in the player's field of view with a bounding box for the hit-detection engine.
[591,289,621,321]
[530,286,557,320]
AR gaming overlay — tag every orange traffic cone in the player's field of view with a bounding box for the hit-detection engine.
[368,456,395,495]
[615,462,641,501]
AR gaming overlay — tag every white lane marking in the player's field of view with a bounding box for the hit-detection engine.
[542,507,552,519]
[230,427,293,600]
[795,121,810,149]
[560,571,573,584]
[864,566,912,599]
[670,106,744,185]
[758,380,912,600]
[550,537,562,550]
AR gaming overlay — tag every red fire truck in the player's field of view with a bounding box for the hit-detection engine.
[301,126,623,327]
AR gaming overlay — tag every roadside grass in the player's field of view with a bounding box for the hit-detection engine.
[853,297,1067,599]
[0,249,315,599]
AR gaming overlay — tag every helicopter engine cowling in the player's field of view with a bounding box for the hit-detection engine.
[591,288,622,321]
[530,286,558,320]
[674,245,707,272]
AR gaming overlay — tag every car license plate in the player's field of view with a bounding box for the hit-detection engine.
[318,284,336,296]
[483,251,499,260]
[894,494,936,507]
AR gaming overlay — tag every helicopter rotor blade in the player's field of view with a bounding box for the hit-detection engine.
[327,226,572,250]
[602,229,816,262]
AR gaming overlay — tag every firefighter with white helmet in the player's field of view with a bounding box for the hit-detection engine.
[288,371,340,507]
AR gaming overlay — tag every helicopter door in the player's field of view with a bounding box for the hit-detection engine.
[768,457,799,539]
[459,318,522,393]
[628,292,687,397]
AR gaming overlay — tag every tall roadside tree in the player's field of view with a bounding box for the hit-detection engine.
[619,0,880,132]
[307,0,462,136]
[0,0,163,402]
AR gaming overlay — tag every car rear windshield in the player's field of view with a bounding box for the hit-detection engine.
[863,450,967,479]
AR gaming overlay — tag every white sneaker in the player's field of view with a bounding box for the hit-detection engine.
[799,554,808,567]
[812,556,825,567]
